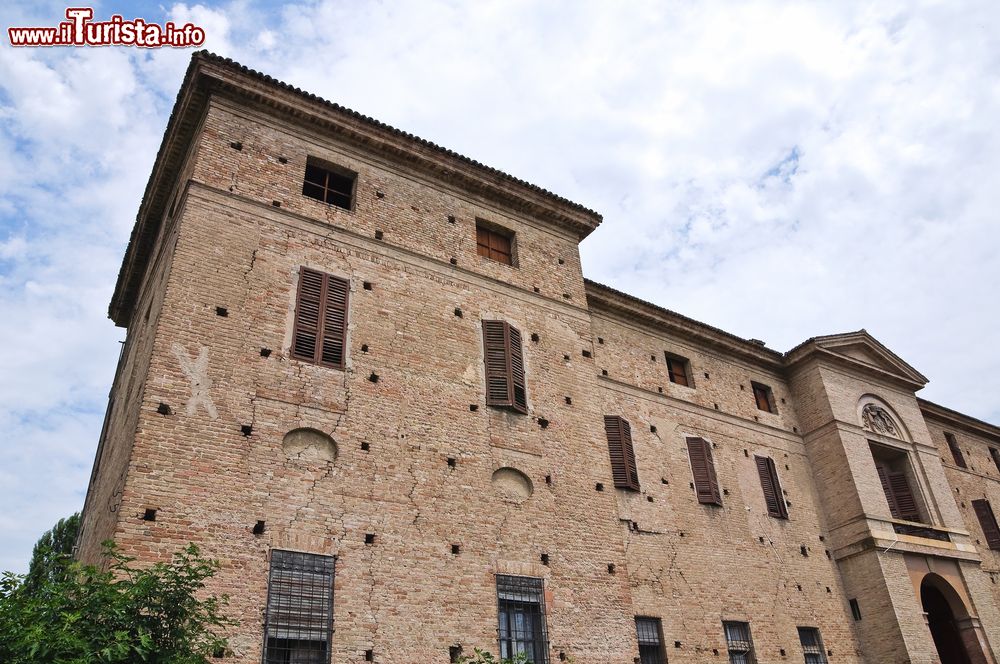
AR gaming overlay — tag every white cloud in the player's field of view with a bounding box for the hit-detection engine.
[1,0,998,573]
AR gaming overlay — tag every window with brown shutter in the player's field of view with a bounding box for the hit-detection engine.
[751,382,775,413]
[944,432,967,468]
[972,499,1000,550]
[476,221,514,266]
[755,455,787,519]
[990,447,1000,475]
[687,437,722,506]
[291,267,349,370]
[482,320,527,413]
[665,353,691,387]
[874,463,922,523]
[605,415,640,491]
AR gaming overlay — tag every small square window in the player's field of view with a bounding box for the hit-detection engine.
[665,353,692,387]
[302,158,356,210]
[751,382,776,413]
[476,220,515,266]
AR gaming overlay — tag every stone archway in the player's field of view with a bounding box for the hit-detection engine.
[920,574,989,664]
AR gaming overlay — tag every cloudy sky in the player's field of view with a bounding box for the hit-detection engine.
[1,0,998,573]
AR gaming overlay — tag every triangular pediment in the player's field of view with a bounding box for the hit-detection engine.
[786,330,928,387]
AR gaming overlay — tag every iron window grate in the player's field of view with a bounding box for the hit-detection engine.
[635,616,667,664]
[496,575,549,664]
[797,627,828,664]
[263,550,335,664]
[723,621,757,664]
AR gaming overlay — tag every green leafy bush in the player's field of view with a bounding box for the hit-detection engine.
[0,540,233,663]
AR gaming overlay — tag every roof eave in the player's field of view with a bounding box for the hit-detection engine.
[109,51,603,327]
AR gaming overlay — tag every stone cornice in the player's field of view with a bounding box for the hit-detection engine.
[919,398,1000,444]
[584,280,785,370]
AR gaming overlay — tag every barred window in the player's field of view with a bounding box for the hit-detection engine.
[797,627,827,664]
[723,621,757,664]
[635,616,666,664]
[496,575,549,664]
[263,550,335,664]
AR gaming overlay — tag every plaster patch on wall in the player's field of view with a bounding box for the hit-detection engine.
[492,467,533,502]
[283,428,337,462]
[171,342,218,419]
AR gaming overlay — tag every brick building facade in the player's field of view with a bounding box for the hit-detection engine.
[77,52,1000,663]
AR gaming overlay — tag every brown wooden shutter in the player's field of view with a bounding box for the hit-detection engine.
[508,325,527,413]
[876,463,920,522]
[876,464,901,519]
[887,472,920,522]
[990,448,1000,474]
[605,416,640,491]
[754,388,771,412]
[946,433,967,468]
[972,499,1000,550]
[320,275,349,368]
[687,437,722,505]
[483,320,513,408]
[291,267,349,369]
[755,455,787,518]
[482,321,528,413]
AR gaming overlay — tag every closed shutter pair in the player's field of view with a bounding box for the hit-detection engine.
[875,464,921,523]
[604,416,640,491]
[482,320,527,413]
[291,267,349,369]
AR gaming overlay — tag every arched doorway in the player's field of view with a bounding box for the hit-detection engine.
[920,574,985,664]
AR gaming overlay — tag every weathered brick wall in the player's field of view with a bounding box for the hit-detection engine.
[77,197,185,564]
[78,68,1000,664]
[190,98,588,305]
[91,98,642,662]
[924,414,1000,645]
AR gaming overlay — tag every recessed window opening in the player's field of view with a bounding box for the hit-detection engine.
[944,432,967,468]
[797,627,828,664]
[665,353,692,387]
[635,617,667,664]
[870,442,926,524]
[302,158,356,210]
[751,382,776,413]
[496,575,549,663]
[263,550,335,664]
[476,220,515,266]
[723,621,757,664]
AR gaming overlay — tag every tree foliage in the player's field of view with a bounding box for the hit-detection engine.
[456,649,531,664]
[0,540,233,664]
[24,512,80,594]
